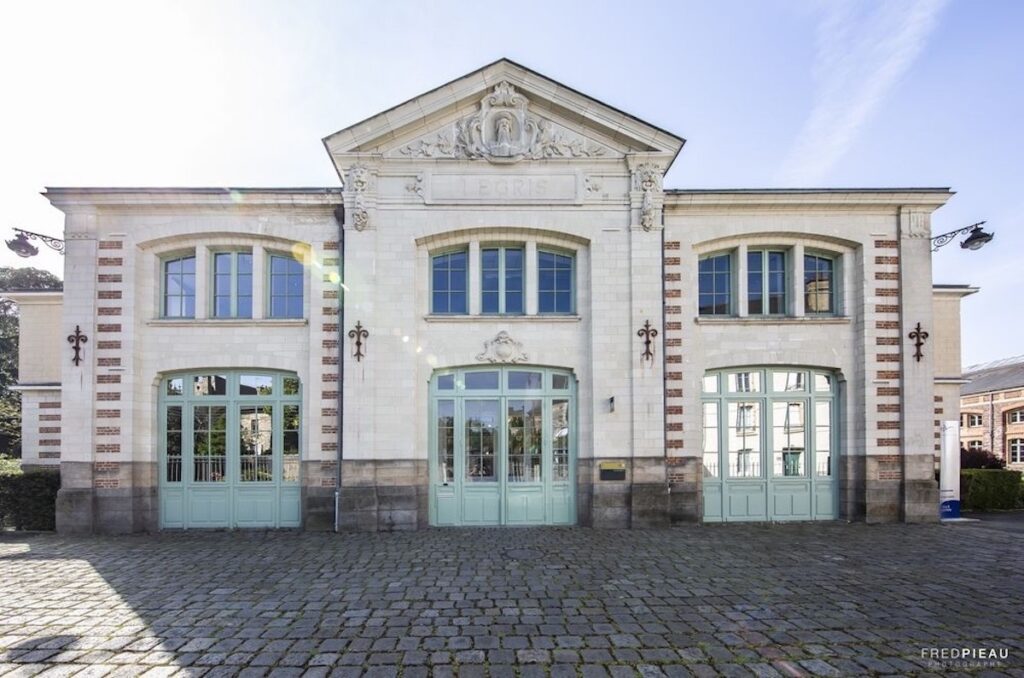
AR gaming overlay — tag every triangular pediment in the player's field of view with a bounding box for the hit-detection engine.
[323,59,684,171]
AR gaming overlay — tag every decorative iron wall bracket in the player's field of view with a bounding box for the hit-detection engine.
[348,321,368,362]
[908,322,929,362]
[67,325,87,366]
[637,320,658,364]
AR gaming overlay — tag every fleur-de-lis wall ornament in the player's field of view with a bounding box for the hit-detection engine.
[67,325,87,366]
[348,321,369,362]
[908,322,929,362]
[637,320,658,364]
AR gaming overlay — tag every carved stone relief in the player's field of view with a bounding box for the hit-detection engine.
[476,331,528,364]
[398,81,613,163]
[631,163,664,232]
[346,164,372,231]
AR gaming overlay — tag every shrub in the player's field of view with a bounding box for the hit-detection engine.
[0,460,60,530]
[960,469,1023,511]
[960,448,1005,469]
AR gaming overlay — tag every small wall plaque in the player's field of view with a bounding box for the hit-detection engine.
[598,461,626,481]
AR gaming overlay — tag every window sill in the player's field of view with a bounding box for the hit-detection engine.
[424,314,581,323]
[695,315,851,326]
[147,318,308,328]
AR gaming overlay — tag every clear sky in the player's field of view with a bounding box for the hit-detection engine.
[0,0,1020,366]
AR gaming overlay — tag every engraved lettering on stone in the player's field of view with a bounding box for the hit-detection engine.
[398,81,609,162]
[476,331,528,364]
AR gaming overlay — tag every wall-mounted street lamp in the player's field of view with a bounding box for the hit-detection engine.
[5,228,65,258]
[931,221,994,252]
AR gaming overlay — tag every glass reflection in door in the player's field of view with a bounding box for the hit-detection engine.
[508,400,542,482]
[465,400,499,481]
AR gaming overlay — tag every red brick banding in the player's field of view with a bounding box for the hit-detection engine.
[874,240,898,249]
[322,339,338,349]
[96,409,121,418]
[322,356,338,365]
[98,274,122,283]
[323,241,339,250]
[98,241,124,250]
[96,341,122,350]
[39,402,61,409]
[98,257,123,267]
[876,337,899,345]
[665,257,680,266]
[877,387,901,396]
[878,404,901,413]
[39,414,61,421]
[39,426,61,434]
[875,255,899,265]
[876,321,899,330]
[97,307,122,316]
[322,323,338,333]
[38,439,61,446]
[96,426,121,436]
[322,373,338,382]
[875,288,899,297]
[96,443,120,453]
[664,241,680,250]
[876,354,900,362]
[96,392,121,401]
[876,304,900,313]
[876,438,901,447]
[97,357,121,366]
[98,324,122,333]
[97,290,123,300]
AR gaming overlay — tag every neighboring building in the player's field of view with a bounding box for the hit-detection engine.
[960,356,1024,469]
[932,285,979,466]
[6,59,977,532]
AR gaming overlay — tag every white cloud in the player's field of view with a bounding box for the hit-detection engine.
[778,0,949,185]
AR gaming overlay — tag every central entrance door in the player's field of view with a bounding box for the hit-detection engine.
[430,366,575,526]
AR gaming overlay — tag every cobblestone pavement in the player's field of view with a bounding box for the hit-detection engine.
[1,523,1022,677]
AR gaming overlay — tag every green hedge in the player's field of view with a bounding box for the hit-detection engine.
[0,462,60,531]
[960,469,1023,511]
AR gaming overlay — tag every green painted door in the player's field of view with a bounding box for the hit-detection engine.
[701,368,838,522]
[430,367,575,527]
[159,372,302,529]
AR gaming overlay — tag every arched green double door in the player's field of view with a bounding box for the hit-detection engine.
[430,366,576,526]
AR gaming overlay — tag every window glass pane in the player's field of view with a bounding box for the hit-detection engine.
[508,399,543,482]
[481,248,499,271]
[772,371,805,392]
[465,400,498,481]
[805,254,834,313]
[437,399,455,483]
[214,297,231,317]
[815,400,832,476]
[193,375,228,396]
[538,251,573,314]
[727,371,761,393]
[768,251,786,314]
[482,290,500,314]
[552,374,570,390]
[165,406,182,483]
[505,291,523,315]
[237,296,252,319]
[448,292,466,314]
[240,375,273,396]
[193,405,227,482]
[702,375,719,394]
[269,255,304,319]
[772,402,806,477]
[283,377,300,395]
[698,254,731,315]
[702,402,719,478]
[283,405,300,483]
[464,371,499,390]
[166,378,184,396]
[182,295,195,318]
[552,399,570,481]
[814,373,833,392]
[508,371,542,389]
[436,374,455,391]
[239,405,274,482]
[727,402,761,477]
[747,251,763,315]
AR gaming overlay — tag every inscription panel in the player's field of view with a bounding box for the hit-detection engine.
[426,173,581,205]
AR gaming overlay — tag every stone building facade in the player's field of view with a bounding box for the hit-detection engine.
[960,356,1024,469]
[7,59,973,532]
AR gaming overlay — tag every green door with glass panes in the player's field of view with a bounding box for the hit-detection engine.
[159,371,302,529]
[700,367,839,522]
[430,367,576,526]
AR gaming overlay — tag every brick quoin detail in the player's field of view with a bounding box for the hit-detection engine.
[666,321,682,331]
[321,442,338,452]
[97,357,122,366]
[323,257,339,266]
[874,240,898,249]
[664,272,680,282]
[96,426,121,436]
[666,440,684,449]
[322,373,338,382]
[874,271,899,280]
[665,338,682,347]
[321,390,339,399]
[94,479,120,488]
[98,241,124,250]
[664,289,681,299]
[39,402,61,409]
[666,388,682,398]
[877,421,900,430]
[323,241,339,250]
[96,409,121,418]
[877,404,901,413]
[877,370,900,380]
[876,354,900,362]
[322,356,338,365]
[97,374,122,383]
[39,426,61,434]
[96,443,120,453]
[96,392,121,401]
[39,452,60,459]
[665,257,680,266]
[97,274,122,283]
[876,337,899,346]
[666,423,683,432]
[322,407,338,417]
[98,257,123,267]
[98,324,122,333]
[322,339,339,349]
[323,290,339,299]
[96,341,122,350]
[875,288,899,297]
[322,324,339,333]
[322,425,338,435]
[666,405,683,415]
[876,305,900,314]
[875,256,899,265]
[664,305,681,315]
[877,387,901,396]
[322,306,339,316]
[876,439,901,447]
[664,241,680,250]
[39,414,61,421]
[97,290,122,300]
[665,372,681,381]
[875,321,899,330]
[97,307,122,316]
[38,439,61,446]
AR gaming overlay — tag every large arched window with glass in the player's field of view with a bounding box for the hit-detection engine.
[159,370,302,529]
[701,367,839,522]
